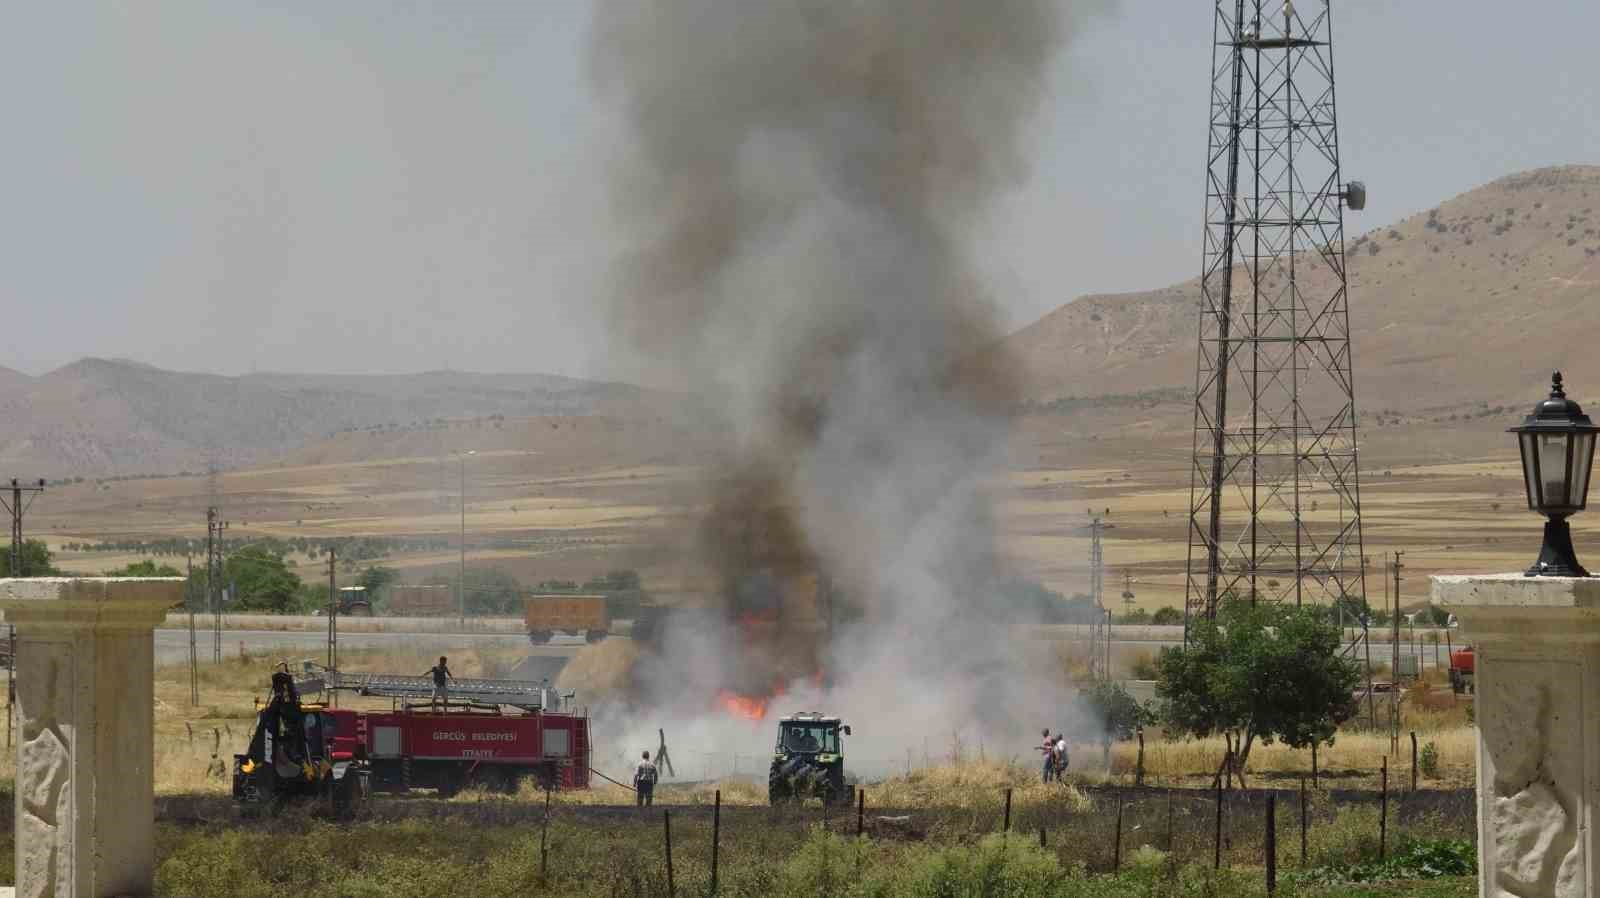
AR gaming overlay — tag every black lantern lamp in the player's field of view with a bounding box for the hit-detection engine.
[1510,372,1600,576]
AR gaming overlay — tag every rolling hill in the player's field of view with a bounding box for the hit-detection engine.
[0,359,658,477]
[1007,165,1600,414]
[10,164,1600,480]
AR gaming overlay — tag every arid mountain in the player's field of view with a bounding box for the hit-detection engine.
[0,358,655,477]
[13,166,1600,479]
[1008,165,1600,414]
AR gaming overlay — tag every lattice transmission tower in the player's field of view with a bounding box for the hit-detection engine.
[1184,0,1369,625]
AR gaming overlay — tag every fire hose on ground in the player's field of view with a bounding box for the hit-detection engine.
[589,767,638,792]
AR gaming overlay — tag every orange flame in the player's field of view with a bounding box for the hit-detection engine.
[716,689,772,721]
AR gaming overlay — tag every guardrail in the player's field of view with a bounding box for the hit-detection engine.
[156,613,528,634]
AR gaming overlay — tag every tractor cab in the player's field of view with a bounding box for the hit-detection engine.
[234,668,367,814]
[768,712,851,805]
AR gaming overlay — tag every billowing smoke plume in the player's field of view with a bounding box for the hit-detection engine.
[590,1,1099,769]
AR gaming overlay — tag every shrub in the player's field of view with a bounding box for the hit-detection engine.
[1420,741,1441,778]
[1130,652,1159,681]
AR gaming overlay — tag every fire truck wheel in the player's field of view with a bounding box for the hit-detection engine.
[532,764,558,792]
[585,629,608,644]
[528,630,553,645]
[472,767,518,794]
[437,772,463,799]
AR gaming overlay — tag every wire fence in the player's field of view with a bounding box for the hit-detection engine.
[594,780,1475,897]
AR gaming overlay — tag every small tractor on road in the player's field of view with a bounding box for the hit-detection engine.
[768,712,852,806]
[1449,645,1476,694]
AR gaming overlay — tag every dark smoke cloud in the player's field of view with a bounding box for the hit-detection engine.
[592,0,1102,755]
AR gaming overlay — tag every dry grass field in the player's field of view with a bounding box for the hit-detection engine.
[25,406,1549,617]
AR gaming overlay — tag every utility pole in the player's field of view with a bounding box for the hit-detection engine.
[3,478,46,576]
[1362,556,1376,731]
[187,554,198,705]
[2,477,45,747]
[458,450,474,626]
[327,547,338,671]
[205,507,228,663]
[1390,551,1404,754]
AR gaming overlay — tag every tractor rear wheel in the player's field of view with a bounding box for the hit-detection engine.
[768,764,791,805]
[821,770,848,807]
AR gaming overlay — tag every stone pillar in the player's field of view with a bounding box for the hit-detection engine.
[0,578,183,898]
[1433,574,1600,898]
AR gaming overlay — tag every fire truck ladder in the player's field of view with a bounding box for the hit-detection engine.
[295,662,563,711]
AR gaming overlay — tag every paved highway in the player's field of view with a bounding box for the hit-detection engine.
[154,629,584,669]
[155,628,1448,675]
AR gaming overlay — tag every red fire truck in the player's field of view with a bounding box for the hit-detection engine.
[364,705,590,795]
[236,664,590,808]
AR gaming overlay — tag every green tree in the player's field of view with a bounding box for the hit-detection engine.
[104,559,182,577]
[298,582,331,615]
[425,567,524,615]
[223,546,304,613]
[357,565,399,594]
[1413,604,1452,627]
[1115,607,1150,624]
[1083,679,1148,741]
[0,539,57,577]
[1150,606,1184,626]
[1155,599,1360,784]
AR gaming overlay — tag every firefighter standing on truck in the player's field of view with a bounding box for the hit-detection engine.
[634,750,658,807]
[426,656,453,712]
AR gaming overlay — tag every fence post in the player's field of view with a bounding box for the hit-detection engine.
[1136,730,1146,787]
[1003,787,1013,833]
[539,786,551,881]
[664,809,675,898]
[1311,741,1318,789]
[1299,776,1308,866]
[1379,756,1388,861]
[1214,779,1225,869]
[857,787,865,838]
[1410,731,1418,792]
[1113,793,1124,873]
[1039,826,1046,849]
[711,789,721,896]
[1265,794,1277,896]
[1166,787,1175,854]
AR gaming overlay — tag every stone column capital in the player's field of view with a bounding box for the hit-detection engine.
[3,577,183,898]
[1431,573,1600,898]
[1433,573,1600,646]
[0,577,184,634]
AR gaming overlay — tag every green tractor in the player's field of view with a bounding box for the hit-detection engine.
[768,713,852,806]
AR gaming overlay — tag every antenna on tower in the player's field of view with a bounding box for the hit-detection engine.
[1184,0,1370,631]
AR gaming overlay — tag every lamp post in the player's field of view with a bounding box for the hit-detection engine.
[459,450,475,624]
[1510,372,1599,576]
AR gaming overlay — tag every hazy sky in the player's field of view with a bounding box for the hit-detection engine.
[2,2,1595,380]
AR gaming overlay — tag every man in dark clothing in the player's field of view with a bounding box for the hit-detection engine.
[425,656,453,712]
[634,750,658,807]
